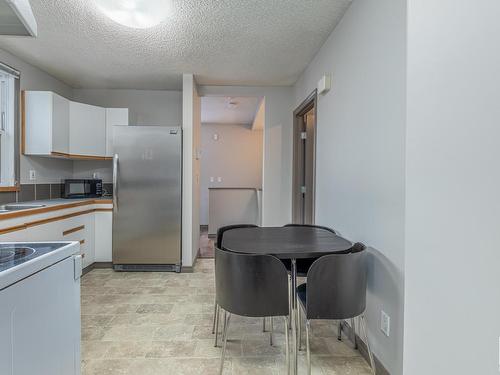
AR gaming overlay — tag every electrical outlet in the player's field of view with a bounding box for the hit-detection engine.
[29,170,36,181]
[92,172,99,179]
[210,177,215,183]
[217,177,222,182]
[381,311,390,337]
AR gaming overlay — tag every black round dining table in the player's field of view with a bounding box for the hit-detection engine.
[221,226,353,375]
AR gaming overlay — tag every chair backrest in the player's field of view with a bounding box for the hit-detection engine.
[216,224,258,249]
[215,247,289,317]
[305,248,367,320]
[283,223,336,234]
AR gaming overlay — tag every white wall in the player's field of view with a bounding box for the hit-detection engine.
[404,1,500,374]
[182,74,201,268]
[293,0,406,373]
[199,86,293,226]
[200,123,263,225]
[0,48,74,184]
[72,89,182,126]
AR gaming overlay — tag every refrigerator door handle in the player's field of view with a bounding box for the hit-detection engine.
[113,153,119,211]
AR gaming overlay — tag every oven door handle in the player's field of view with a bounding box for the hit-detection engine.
[112,154,119,211]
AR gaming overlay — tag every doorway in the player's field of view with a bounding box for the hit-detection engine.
[292,90,317,225]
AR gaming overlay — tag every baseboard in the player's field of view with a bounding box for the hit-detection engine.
[93,262,113,269]
[340,321,390,375]
[82,264,94,275]
[181,247,201,273]
[200,225,208,231]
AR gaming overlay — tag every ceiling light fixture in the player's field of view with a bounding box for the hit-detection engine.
[95,0,172,29]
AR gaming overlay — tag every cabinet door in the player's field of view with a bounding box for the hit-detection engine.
[24,91,53,155]
[94,211,112,262]
[105,108,128,157]
[51,93,70,154]
[69,102,106,156]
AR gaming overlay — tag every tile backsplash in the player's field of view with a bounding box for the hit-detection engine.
[0,183,63,204]
[0,183,113,205]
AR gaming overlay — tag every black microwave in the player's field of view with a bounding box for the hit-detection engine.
[62,179,103,199]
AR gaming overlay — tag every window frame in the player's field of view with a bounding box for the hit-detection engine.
[0,62,20,190]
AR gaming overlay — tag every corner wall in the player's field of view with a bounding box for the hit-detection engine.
[182,74,201,268]
[404,1,500,373]
[293,0,407,372]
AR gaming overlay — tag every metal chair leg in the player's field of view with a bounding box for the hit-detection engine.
[270,317,274,346]
[338,320,342,341]
[306,319,311,375]
[360,315,376,375]
[263,317,266,332]
[219,311,231,375]
[351,317,358,349]
[297,305,302,351]
[212,302,217,334]
[284,316,290,375]
[214,305,220,347]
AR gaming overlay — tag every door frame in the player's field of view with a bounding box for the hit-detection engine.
[292,90,317,224]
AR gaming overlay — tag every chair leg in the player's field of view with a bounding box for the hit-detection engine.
[263,317,266,332]
[212,302,218,334]
[284,316,290,375]
[214,305,220,347]
[297,305,302,351]
[351,317,358,349]
[306,319,311,375]
[270,316,274,346]
[219,311,231,375]
[288,274,292,325]
[338,320,342,341]
[360,315,376,375]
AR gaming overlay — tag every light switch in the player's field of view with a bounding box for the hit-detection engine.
[29,170,36,180]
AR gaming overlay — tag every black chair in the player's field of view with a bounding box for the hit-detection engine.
[296,244,375,375]
[215,247,290,375]
[212,224,259,346]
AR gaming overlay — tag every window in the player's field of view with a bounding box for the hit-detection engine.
[0,64,18,187]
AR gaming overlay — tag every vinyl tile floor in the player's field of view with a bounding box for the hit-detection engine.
[81,259,372,374]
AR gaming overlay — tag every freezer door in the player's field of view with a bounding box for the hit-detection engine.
[112,126,182,266]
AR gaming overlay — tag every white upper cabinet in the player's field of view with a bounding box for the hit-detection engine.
[24,91,127,159]
[105,108,128,157]
[69,101,106,157]
[24,91,70,155]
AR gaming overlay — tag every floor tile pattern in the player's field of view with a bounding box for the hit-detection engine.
[81,259,372,374]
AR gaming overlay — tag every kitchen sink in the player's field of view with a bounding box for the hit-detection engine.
[0,246,36,264]
[0,204,46,211]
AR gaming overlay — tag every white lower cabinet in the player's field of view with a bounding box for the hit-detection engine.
[0,209,111,269]
[94,211,112,262]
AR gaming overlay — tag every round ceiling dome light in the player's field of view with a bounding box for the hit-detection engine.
[95,0,172,29]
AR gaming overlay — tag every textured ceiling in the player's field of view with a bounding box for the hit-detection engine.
[202,96,261,124]
[0,0,352,90]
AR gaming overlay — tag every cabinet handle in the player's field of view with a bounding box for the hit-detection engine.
[63,225,85,236]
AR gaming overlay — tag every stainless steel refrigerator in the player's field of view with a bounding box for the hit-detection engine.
[112,126,182,272]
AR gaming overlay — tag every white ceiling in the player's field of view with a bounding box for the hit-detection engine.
[202,96,261,125]
[0,0,351,90]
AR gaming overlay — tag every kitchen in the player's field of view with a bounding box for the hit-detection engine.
[1,1,500,375]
